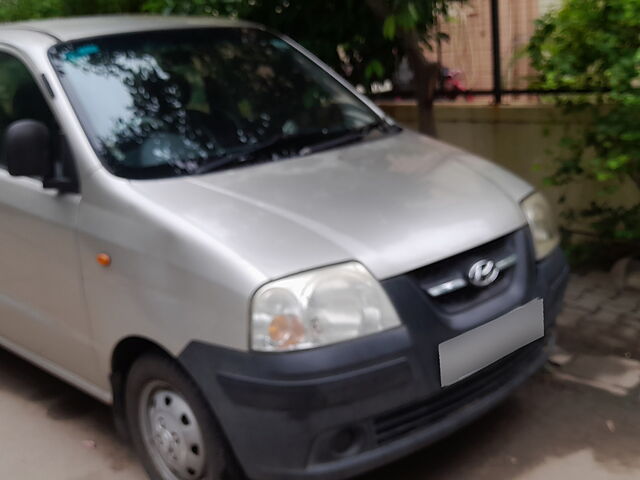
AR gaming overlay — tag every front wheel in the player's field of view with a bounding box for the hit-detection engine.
[125,353,240,480]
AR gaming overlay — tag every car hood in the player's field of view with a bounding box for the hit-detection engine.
[131,130,532,280]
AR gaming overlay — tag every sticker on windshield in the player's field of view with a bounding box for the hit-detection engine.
[270,39,288,50]
[65,44,100,62]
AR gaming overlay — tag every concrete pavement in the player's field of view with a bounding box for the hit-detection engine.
[0,348,143,480]
[558,272,640,360]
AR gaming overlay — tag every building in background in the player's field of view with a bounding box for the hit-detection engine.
[431,0,562,103]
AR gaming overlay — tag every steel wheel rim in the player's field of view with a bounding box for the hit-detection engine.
[138,380,207,480]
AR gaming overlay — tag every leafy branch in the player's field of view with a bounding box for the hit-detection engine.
[528,0,640,244]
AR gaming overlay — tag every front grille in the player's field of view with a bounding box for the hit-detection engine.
[409,231,520,313]
[372,340,543,445]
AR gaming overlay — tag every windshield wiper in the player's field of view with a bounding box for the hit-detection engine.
[300,119,400,156]
[194,118,400,175]
[194,130,331,175]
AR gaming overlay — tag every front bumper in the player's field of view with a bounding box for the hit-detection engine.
[178,241,569,480]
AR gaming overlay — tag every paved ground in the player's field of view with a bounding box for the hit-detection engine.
[0,272,639,480]
[558,271,640,360]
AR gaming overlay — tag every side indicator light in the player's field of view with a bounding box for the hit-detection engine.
[96,253,111,267]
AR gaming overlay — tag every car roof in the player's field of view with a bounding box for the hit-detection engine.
[0,15,257,43]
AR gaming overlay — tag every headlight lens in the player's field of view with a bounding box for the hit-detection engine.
[521,192,560,260]
[251,262,401,352]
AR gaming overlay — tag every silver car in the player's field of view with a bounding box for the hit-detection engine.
[0,15,568,480]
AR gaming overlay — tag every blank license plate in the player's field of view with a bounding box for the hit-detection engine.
[439,299,544,387]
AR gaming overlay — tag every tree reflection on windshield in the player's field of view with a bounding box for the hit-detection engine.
[50,28,378,179]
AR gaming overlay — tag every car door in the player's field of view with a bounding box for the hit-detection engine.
[0,50,100,387]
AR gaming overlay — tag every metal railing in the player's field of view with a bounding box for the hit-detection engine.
[451,0,605,103]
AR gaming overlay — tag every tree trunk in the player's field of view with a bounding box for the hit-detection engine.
[366,0,440,137]
[406,47,439,137]
[417,99,437,136]
[631,172,640,192]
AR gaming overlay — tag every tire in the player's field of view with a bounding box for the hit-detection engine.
[125,353,242,480]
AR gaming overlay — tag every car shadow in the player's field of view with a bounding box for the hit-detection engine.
[0,346,112,424]
[362,373,640,480]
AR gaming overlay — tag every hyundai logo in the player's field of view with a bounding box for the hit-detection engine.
[467,259,500,287]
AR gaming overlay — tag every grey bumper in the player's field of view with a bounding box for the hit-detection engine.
[179,236,569,480]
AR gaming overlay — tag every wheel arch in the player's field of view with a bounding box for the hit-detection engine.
[110,336,174,441]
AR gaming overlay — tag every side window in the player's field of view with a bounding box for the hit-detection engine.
[0,52,57,168]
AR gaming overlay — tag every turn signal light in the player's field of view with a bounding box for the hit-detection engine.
[96,253,111,267]
[268,314,305,348]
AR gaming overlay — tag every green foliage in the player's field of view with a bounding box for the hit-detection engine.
[0,0,397,91]
[140,1,462,92]
[0,0,61,21]
[0,0,146,22]
[378,0,452,44]
[528,0,640,244]
[140,0,399,92]
[0,0,462,131]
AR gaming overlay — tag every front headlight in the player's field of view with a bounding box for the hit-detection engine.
[251,262,401,352]
[521,192,560,260]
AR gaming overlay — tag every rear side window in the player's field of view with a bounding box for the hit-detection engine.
[0,52,56,168]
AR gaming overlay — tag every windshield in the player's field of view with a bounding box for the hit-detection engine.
[49,28,383,179]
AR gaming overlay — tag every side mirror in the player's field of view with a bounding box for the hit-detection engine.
[4,119,51,178]
[3,119,78,193]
